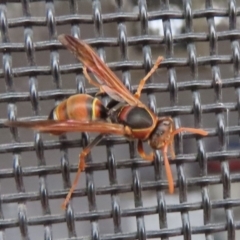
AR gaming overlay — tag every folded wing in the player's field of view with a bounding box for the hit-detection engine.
[58,34,146,108]
[5,120,126,136]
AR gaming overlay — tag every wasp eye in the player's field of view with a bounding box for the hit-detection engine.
[157,120,171,135]
[163,121,170,126]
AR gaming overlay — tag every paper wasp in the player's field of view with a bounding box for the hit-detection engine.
[5,35,208,209]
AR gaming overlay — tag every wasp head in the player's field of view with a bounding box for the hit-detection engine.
[149,117,174,150]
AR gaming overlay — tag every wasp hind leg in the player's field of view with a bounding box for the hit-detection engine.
[134,56,164,99]
[61,134,104,209]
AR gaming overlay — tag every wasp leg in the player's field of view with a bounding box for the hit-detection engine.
[134,56,164,99]
[83,66,102,89]
[83,66,106,96]
[137,140,154,161]
[61,134,104,209]
[138,140,174,194]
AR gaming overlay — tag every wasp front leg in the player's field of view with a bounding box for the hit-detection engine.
[137,140,174,194]
[137,140,154,161]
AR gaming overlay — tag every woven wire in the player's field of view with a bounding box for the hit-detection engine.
[0,0,240,239]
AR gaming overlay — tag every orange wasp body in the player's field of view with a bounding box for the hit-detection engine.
[49,94,108,122]
[5,35,208,209]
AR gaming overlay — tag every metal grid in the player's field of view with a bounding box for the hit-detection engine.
[0,0,240,239]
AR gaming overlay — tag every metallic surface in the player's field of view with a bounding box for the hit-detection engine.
[0,0,240,239]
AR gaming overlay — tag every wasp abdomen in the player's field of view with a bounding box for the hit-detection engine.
[48,94,108,121]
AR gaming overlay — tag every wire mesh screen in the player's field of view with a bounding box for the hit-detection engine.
[0,0,240,239]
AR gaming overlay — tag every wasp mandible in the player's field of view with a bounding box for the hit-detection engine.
[5,35,208,209]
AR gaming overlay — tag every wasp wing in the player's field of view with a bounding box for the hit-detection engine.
[5,120,126,136]
[58,34,146,107]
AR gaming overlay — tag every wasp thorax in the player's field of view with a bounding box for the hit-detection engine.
[149,118,174,149]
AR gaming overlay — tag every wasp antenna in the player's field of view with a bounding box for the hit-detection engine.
[162,145,174,194]
[173,127,208,136]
